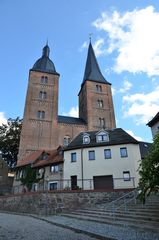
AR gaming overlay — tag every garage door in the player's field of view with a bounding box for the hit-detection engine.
[93,175,113,190]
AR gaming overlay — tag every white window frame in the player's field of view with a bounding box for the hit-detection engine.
[120,147,128,158]
[48,181,58,190]
[71,152,77,162]
[50,165,59,173]
[83,134,90,144]
[104,149,111,159]
[88,150,95,160]
[123,171,131,181]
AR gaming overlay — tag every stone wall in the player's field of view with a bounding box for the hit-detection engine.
[0,189,131,215]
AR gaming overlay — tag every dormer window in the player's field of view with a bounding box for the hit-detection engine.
[40,152,49,160]
[83,133,90,144]
[63,136,71,146]
[96,130,109,143]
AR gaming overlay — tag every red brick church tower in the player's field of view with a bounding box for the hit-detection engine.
[79,42,116,130]
[18,41,116,161]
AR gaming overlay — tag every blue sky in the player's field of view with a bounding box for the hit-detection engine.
[0,0,159,142]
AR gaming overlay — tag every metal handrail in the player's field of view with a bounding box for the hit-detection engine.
[104,189,138,219]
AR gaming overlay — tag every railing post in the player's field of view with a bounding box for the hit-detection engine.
[124,196,127,212]
[112,201,115,220]
[134,189,137,204]
[90,180,92,190]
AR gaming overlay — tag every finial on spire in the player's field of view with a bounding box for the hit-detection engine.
[46,38,48,46]
[89,33,93,43]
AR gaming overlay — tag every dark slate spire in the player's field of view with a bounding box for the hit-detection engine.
[31,43,59,75]
[83,42,110,84]
[42,43,50,58]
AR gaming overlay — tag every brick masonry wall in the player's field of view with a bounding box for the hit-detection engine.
[0,190,130,215]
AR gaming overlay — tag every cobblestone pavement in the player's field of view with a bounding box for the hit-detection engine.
[0,213,99,240]
[41,215,159,240]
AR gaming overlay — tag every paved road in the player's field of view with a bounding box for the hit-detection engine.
[0,213,98,240]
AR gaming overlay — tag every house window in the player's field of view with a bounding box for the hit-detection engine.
[96,85,102,92]
[37,111,45,119]
[99,118,105,127]
[49,182,58,190]
[41,76,48,84]
[89,150,95,160]
[71,152,77,162]
[63,136,71,146]
[120,147,128,158]
[50,165,59,173]
[104,149,111,159]
[97,100,104,108]
[83,134,90,144]
[123,171,130,181]
[39,91,47,100]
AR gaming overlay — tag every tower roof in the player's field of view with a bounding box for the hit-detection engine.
[83,42,110,85]
[31,44,59,75]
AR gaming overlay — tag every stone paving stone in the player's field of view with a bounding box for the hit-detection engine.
[0,213,98,240]
[42,215,159,240]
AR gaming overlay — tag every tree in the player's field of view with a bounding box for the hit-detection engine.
[0,117,22,168]
[138,133,159,203]
[20,165,44,191]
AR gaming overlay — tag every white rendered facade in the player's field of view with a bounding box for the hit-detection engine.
[64,143,141,190]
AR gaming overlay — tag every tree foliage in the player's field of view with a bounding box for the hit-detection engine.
[20,165,44,191]
[0,117,22,168]
[138,133,159,203]
[20,165,37,191]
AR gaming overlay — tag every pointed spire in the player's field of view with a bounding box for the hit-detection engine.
[42,42,50,58]
[83,42,110,84]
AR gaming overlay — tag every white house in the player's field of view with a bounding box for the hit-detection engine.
[64,128,151,191]
[147,112,159,138]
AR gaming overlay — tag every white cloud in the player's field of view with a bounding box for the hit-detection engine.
[119,79,133,93]
[92,38,107,57]
[125,130,143,141]
[80,38,106,57]
[123,87,159,125]
[0,112,7,125]
[62,106,79,118]
[93,6,159,76]
[80,41,88,52]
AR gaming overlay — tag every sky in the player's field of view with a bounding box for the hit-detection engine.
[0,0,159,143]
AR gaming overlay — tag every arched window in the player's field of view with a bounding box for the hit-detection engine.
[41,76,48,84]
[37,110,45,119]
[83,133,90,144]
[99,118,105,127]
[39,91,47,100]
[96,85,102,92]
[97,100,104,108]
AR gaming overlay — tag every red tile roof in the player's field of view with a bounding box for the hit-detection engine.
[16,147,63,168]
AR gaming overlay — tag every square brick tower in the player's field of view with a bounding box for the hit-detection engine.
[18,44,60,158]
[79,42,116,130]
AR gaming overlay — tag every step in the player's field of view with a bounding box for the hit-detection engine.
[61,212,159,233]
[75,209,159,221]
[70,210,159,225]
